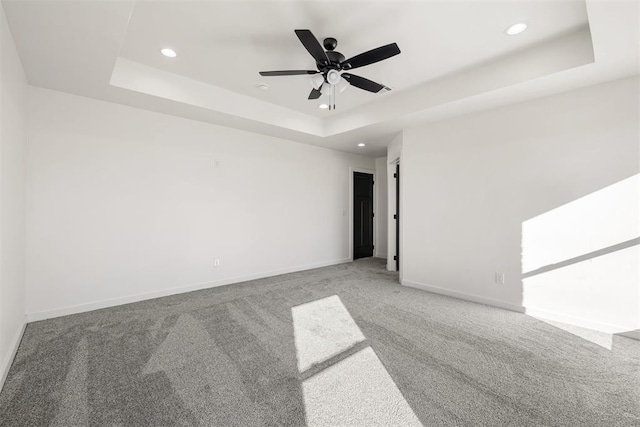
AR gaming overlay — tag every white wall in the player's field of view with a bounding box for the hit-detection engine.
[401,76,639,332]
[0,3,27,388]
[26,87,374,319]
[374,157,387,259]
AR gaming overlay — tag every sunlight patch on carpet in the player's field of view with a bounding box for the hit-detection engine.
[291,295,365,372]
[292,295,422,426]
[302,347,422,427]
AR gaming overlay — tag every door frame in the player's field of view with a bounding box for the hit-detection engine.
[395,163,400,271]
[349,167,376,261]
[387,157,400,274]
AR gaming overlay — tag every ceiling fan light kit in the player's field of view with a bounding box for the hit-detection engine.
[310,73,324,90]
[259,29,401,110]
[326,69,341,85]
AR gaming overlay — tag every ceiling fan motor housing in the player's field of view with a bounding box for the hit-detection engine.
[318,50,346,71]
[325,50,345,64]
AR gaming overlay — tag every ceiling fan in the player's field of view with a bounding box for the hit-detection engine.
[259,29,401,110]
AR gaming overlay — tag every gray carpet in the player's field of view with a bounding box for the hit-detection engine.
[1,258,638,426]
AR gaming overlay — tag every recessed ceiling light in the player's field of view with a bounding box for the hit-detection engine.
[161,48,177,58]
[357,143,366,147]
[256,83,269,91]
[505,22,528,36]
[318,104,329,110]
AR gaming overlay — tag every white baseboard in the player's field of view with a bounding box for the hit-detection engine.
[617,330,640,341]
[374,253,387,259]
[0,317,27,393]
[401,279,525,313]
[26,257,351,322]
[524,307,636,335]
[401,279,638,338]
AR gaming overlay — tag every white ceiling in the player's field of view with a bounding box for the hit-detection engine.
[119,0,588,116]
[3,0,639,157]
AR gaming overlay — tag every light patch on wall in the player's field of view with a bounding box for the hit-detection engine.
[524,245,639,334]
[522,174,639,274]
[522,174,640,335]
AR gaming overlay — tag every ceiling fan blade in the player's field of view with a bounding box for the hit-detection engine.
[342,73,385,93]
[308,88,322,100]
[259,70,318,76]
[295,29,329,64]
[341,43,401,70]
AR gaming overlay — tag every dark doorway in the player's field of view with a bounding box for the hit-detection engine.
[395,164,400,271]
[353,172,374,260]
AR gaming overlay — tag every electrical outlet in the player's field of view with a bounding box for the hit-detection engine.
[214,259,220,267]
[494,272,505,285]
[214,159,220,168]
